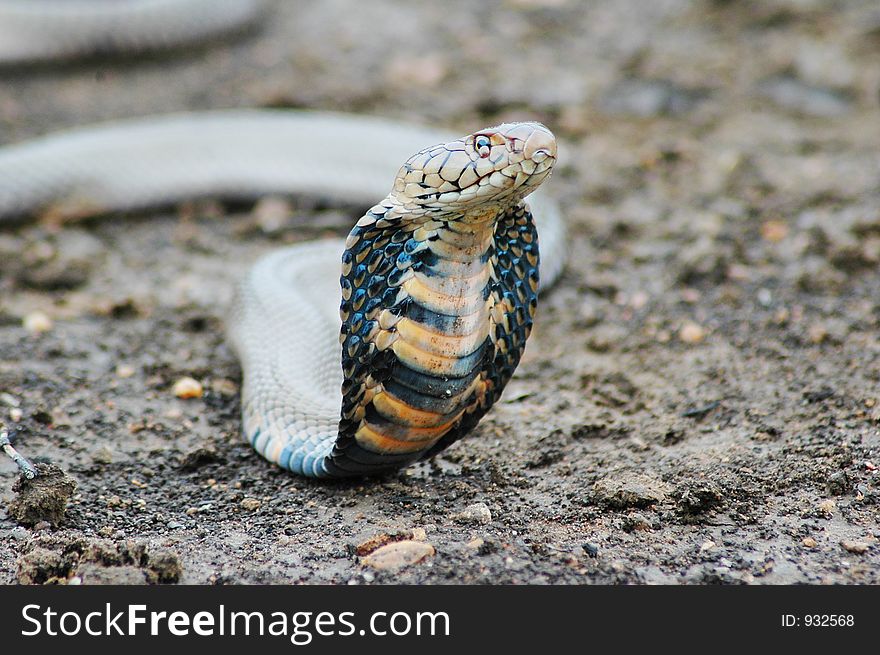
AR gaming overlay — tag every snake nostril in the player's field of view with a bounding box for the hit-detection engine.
[531,149,551,163]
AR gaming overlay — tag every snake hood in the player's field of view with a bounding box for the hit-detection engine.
[326,121,557,477]
[389,122,557,219]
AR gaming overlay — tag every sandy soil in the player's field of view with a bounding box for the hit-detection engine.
[1,0,879,584]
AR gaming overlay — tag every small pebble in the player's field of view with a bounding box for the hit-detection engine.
[0,392,20,408]
[23,311,53,333]
[115,364,135,378]
[817,499,836,515]
[9,407,23,422]
[826,470,849,496]
[361,540,435,571]
[240,498,261,511]
[453,502,492,525]
[11,526,29,541]
[172,377,203,399]
[802,537,817,548]
[92,446,113,465]
[760,220,788,242]
[593,472,670,509]
[840,540,869,554]
[808,324,828,344]
[679,322,706,344]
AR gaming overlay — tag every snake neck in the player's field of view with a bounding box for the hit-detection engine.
[331,199,539,474]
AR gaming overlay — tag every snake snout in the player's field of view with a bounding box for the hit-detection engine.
[522,125,557,165]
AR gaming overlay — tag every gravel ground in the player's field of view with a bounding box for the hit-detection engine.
[1,0,879,585]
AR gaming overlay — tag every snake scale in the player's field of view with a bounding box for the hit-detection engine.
[0,3,565,479]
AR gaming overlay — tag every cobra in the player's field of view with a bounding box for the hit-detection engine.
[0,111,563,477]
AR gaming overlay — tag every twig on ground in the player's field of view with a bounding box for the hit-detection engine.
[1,424,37,479]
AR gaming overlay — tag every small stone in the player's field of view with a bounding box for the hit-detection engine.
[760,220,788,242]
[621,513,652,532]
[840,540,869,554]
[210,378,238,397]
[410,527,427,541]
[808,324,828,344]
[115,364,135,379]
[466,537,485,551]
[361,540,435,571]
[826,470,849,496]
[23,311,53,334]
[817,499,836,515]
[92,446,113,465]
[179,446,222,470]
[802,537,817,548]
[172,377,203,399]
[9,407,22,422]
[593,472,670,509]
[582,543,599,558]
[679,322,706,344]
[0,392,20,408]
[240,498,261,511]
[10,526,29,540]
[699,540,716,552]
[453,502,492,525]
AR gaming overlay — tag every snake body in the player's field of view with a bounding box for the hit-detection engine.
[0,0,269,64]
[0,111,562,477]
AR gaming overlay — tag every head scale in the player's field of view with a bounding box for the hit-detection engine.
[391,122,557,217]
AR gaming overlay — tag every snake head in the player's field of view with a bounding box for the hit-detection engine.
[392,122,557,216]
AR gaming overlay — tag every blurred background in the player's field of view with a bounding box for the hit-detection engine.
[1,0,879,584]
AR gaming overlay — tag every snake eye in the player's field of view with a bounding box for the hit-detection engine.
[474,135,492,158]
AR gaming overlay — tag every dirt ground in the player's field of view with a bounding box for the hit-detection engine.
[1,0,879,585]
